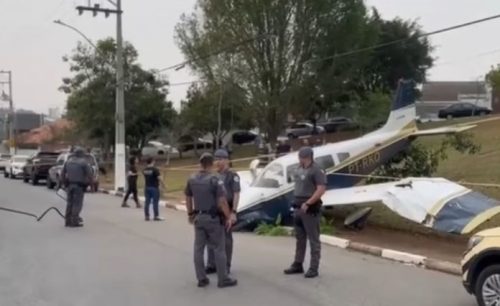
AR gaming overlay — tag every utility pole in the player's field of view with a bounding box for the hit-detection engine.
[0,71,15,155]
[76,0,126,192]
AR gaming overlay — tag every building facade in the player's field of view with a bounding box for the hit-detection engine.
[417,81,494,120]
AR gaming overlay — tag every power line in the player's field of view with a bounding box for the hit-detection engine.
[307,13,500,64]
[158,33,274,72]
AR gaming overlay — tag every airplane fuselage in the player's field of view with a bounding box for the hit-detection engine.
[234,128,416,230]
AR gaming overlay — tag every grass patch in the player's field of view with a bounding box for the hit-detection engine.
[254,215,291,236]
[320,216,336,235]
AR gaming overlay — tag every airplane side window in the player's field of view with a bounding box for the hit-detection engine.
[314,155,335,170]
[337,152,350,163]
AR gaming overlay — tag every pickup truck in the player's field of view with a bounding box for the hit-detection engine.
[47,152,100,192]
[22,151,60,185]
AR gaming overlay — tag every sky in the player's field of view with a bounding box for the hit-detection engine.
[1,0,500,114]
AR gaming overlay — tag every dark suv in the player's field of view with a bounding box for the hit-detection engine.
[47,152,100,192]
[22,151,60,185]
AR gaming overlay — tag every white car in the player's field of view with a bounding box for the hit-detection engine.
[0,153,11,172]
[4,155,29,179]
[141,141,179,158]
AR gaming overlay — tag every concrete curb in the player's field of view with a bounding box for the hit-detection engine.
[99,188,462,276]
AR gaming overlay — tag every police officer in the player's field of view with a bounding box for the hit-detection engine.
[205,149,240,275]
[61,147,93,228]
[184,153,238,288]
[284,146,327,278]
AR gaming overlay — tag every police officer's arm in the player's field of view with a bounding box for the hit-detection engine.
[215,179,231,220]
[231,172,241,212]
[184,180,194,215]
[305,167,327,206]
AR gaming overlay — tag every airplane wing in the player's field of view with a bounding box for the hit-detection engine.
[411,124,477,137]
[322,177,500,234]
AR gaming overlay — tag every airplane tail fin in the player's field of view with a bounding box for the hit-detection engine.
[377,79,418,134]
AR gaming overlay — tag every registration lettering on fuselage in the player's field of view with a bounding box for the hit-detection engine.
[347,151,381,174]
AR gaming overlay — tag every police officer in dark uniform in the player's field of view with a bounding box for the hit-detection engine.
[184,153,238,288]
[61,147,93,228]
[205,149,240,275]
[284,146,327,278]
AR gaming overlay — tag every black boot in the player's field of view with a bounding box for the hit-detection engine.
[284,263,304,275]
[218,278,237,288]
[197,278,210,288]
[304,269,319,278]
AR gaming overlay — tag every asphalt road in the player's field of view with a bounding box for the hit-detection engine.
[0,177,476,306]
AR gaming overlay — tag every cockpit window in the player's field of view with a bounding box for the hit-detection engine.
[252,162,285,188]
[314,155,335,171]
[337,152,350,163]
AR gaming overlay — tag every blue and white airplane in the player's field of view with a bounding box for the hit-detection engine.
[234,80,500,235]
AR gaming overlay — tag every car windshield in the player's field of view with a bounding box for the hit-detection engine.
[252,162,285,188]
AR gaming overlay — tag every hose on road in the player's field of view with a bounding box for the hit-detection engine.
[0,189,66,222]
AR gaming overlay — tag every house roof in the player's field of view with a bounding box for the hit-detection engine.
[17,119,72,145]
[421,81,487,102]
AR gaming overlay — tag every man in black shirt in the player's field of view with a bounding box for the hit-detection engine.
[142,157,164,221]
[122,156,141,208]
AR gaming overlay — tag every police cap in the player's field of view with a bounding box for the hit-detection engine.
[214,149,229,159]
[298,146,314,159]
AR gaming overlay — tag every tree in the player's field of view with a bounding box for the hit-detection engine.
[60,38,176,153]
[359,16,434,94]
[176,0,378,144]
[486,64,500,91]
[179,81,253,149]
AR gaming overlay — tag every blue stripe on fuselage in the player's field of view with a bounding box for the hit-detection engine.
[235,137,413,230]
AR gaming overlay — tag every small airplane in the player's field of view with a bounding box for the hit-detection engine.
[233,79,500,235]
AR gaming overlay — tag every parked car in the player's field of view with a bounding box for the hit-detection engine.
[462,227,500,306]
[4,155,29,179]
[438,103,491,119]
[22,151,60,185]
[285,122,325,139]
[177,135,212,152]
[141,141,179,158]
[47,152,100,192]
[232,130,258,145]
[0,153,12,172]
[318,117,359,133]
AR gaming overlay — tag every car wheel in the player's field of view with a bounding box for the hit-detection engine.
[475,264,500,306]
[31,173,38,185]
[46,177,54,189]
[10,171,14,179]
[3,171,7,178]
[22,174,28,182]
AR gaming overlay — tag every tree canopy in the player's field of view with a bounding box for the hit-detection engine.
[175,1,434,143]
[60,38,176,151]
